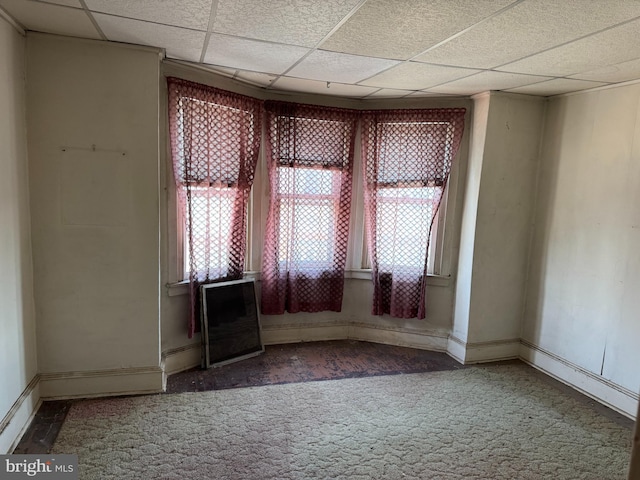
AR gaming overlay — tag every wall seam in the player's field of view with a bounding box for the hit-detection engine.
[518,97,548,340]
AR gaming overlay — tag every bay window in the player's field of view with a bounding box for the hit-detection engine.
[167,77,467,332]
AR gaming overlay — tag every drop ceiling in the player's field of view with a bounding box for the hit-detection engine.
[2,0,640,98]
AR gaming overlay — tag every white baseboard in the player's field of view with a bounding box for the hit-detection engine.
[447,336,521,364]
[261,321,448,351]
[446,336,466,364]
[520,341,639,419]
[261,321,350,345]
[162,343,201,376]
[0,375,41,454]
[349,322,448,351]
[39,366,164,400]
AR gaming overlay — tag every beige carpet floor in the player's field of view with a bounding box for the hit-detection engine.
[52,363,632,479]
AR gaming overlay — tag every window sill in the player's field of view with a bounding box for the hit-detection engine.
[166,280,189,297]
[166,271,261,297]
[344,269,451,287]
[166,270,450,296]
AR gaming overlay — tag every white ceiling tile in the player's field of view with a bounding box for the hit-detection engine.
[426,71,553,95]
[195,65,282,90]
[206,65,237,75]
[197,65,237,78]
[213,0,363,47]
[287,50,400,84]
[271,76,378,98]
[569,58,640,83]
[415,0,640,69]
[0,0,101,38]
[360,62,480,90]
[506,78,608,96]
[497,18,640,77]
[85,0,212,30]
[94,13,204,61]
[406,91,459,97]
[365,88,414,98]
[321,0,515,60]
[4,0,640,98]
[234,71,278,88]
[194,67,279,89]
[204,34,309,74]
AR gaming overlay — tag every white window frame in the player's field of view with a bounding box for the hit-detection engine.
[274,165,344,272]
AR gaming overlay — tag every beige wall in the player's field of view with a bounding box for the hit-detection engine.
[0,19,38,452]
[26,34,163,397]
[524,83,640,414]
[469,92,545,342]
[452,92,490,344]
[452,92,545,361]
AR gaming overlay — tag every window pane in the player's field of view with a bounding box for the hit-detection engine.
[276,166,341,272]
[277,167,336,196]
[376,186,441,275]
[184,186,236,278]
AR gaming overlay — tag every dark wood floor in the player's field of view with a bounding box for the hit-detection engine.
[12,340,633,454]
[166,339,465,393]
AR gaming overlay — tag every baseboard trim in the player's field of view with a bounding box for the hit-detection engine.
[349,322,448,351]
[446,335,466,364]
[447,336,521,364]
[39,366,164,400]
[0,375,41,454]
[261,321,350,345]
[520,341,639,419]
[261,321,448,352]
[162,343,201,376]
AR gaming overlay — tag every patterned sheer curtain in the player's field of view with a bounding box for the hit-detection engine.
[261,101,358,315]
[361,108,466,319]
[167,77,263,337]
